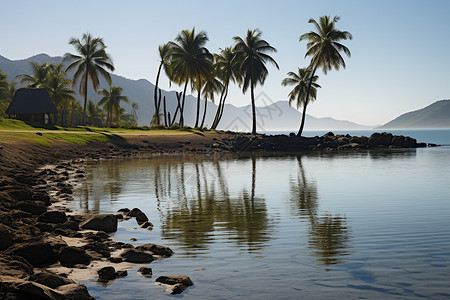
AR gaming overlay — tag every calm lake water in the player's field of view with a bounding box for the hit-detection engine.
[73,131,450,299]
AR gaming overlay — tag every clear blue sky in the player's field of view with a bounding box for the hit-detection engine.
[1,0,450,125]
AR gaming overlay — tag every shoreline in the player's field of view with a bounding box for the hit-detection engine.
[0,130,437,299]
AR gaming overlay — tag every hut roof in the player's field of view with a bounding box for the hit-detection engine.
[6,88,57,114]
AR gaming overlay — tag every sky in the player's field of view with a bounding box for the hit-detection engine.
[1,0,450,126]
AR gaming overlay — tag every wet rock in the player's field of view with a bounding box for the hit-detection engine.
[0,276,62,299]
[126,208,143,217]
[369,132,393,147]
[120,249,154,263]
[58,246,91,266]
[108,256,123,263]
[117,208,130,214]
[13,242,56,266]
[37,211,68,224]
[135,212,149,223]
[80,214,118,232]
[136,243,174,257]
[97,266,117,281]
[140,221,153,229]
[83,241,111,258]
[138,266,152,277]
[31,271,75,289]
[156,276,194,294]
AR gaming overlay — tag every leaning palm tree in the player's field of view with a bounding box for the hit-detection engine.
[97,86,129,127]
[282,67,321,136]
[45,64,76,109]
[16,61,51,88]
[233,29,279,134]
[64,33,115,125]
[166,28,213,127]
[211,47,242,129]
[298,15,352,136]
[154,43,170,125]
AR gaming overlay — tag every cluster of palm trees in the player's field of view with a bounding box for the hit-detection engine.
[155,15,351,135]
[153,28,279,134]
[0,33,137,127]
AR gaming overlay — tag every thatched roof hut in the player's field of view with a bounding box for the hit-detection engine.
[6,88,57,123]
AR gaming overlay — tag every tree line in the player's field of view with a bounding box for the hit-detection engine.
[0,15,352,135]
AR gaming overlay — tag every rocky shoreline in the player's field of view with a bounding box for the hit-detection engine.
[0,131,437,299]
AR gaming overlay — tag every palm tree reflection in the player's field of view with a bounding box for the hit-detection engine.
[158,158,273,256]
[290,156,351,267]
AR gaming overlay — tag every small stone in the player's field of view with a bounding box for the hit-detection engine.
[138,267,152,277]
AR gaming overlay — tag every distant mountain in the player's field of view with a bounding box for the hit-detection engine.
[1,54,370,131]
[378,100,450,129]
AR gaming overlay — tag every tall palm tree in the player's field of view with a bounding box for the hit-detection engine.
[0,70,8,99]
[97,86,129,127]
[154,43,170,125]
[131,102,139,124]
[166,28,213,127]
[233,29,279,134]
[64,33,115,125]
[16,62,51,88]
[211,47,242,129]
[282,67,321,136]
[298,15,352,136]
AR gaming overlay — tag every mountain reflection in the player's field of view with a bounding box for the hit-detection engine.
[290,156,351,267]
[156,158,273,255]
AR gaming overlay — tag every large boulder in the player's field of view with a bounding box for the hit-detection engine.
[37,211,68,224]
[13,242,56,266]
[80,214,118,232]
[17,201,47,215]
[120,249,154,263]
[369,132,393,147]
[55,283,94,300]
[57,246,91,266]
[0,276,62,300]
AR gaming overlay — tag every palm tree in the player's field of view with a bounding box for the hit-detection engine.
[154,43,170,125]
[0,70,8,99]
[131,102,139,124]
[45,64,76,110]
[282,67,321,136]
[298,15,352,136]
[16,62,51,88]
[199,72,223,128]
[97,86,129,127]
[64,33,115,125]
[211,47,242,129]
[166,28,213,127]
[233,29,279,134]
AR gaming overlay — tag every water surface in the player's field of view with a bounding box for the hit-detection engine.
[73,147,450,299]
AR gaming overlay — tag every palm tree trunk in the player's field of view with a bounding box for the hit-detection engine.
[211,85,226,129]
[217,86,229,127]
[200,97,208,129]
[82,72,88,126]
[251,81,256,134]
[297,102,308,136]
[297,66,317,136]
[163,96,168,127]
[179,81,188,127]
[154,62,163,125]
[194,86,201,128]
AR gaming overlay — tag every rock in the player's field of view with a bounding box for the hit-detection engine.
[58,246,91,266]
[0,254,34,279]
[12,210,33,219]
[80,214,118,232]
[120,249,154,263]
[140,221,153,229]
[97,266,117,281]
[369,132,393,147]
[13,242,56,266]
[17,201,47,215]
[108,257,123,263]
[0,224,13,250]
[114,213,124,220]
[126,208,143,217]
[136,243,174,257]
[156,275,194,286]
[135,212,148,223]
[37,211,68,224]
[1,276,62,300]
[138,266,152,277]
[55,283,94,300]
[117,208,130,214]
[169,283,189,295]
[83,242,111,258]
[31,271,75,289]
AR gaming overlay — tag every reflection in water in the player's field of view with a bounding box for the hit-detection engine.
[290,156,351,267]
[153,158,273,255]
